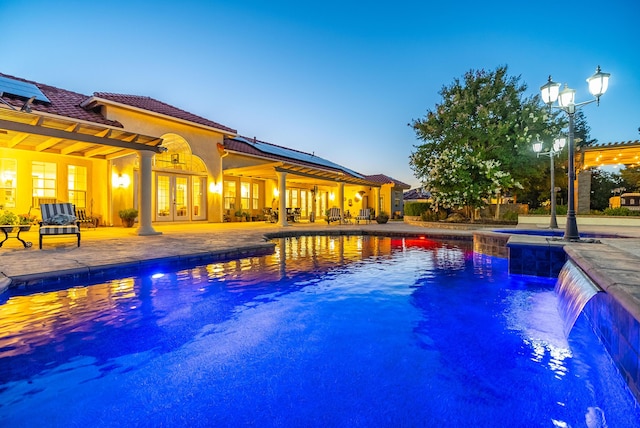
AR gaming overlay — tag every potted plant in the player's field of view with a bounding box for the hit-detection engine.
[118,208,138,228]
[234,209,244,222]
[0,210,19,232]
[376,211,390,224]
[18,213,38,230]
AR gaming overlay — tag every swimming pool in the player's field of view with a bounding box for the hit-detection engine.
[1,235,638,427]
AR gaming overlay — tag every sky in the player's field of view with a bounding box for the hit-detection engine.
[1,0,639,189]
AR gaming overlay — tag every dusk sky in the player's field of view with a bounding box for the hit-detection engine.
[1,0,638,188]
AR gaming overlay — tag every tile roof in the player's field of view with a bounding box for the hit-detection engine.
[92,93,237,134]
[404,188,431,200]
[0,73,122,127]
[363,174,411,189]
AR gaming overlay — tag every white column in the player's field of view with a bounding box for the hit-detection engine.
[277,170,288,227]
[338,182,345,222]
[136,150,161,236]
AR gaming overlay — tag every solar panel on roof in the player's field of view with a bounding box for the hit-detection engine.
[235,137,364,179]
[0,76,50,103]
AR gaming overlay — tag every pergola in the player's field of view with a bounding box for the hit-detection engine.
[0,107,165,235]
[579,140,640,170]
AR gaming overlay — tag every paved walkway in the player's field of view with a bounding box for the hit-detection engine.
[2,220,640,295]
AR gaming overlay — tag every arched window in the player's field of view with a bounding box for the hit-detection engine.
[154,133,207,173]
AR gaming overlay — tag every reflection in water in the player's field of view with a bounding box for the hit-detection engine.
[0,235,461,363]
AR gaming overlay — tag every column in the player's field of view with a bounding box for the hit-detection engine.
[338,182,345,222]
[373,187,380,218]
[277,170,288,227]
[136,150,161,236]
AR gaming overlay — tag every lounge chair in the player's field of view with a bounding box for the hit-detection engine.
[39,203,81,249]
[326,207,341,224]
[356,208,371,224]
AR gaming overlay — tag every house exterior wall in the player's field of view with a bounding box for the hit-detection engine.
[101,105,227,222]
[0,147,107,223]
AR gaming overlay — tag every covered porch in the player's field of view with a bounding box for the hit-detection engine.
[0,107,165,235]
[222,159,380,226]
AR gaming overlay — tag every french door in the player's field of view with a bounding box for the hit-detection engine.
[156,173,206,221]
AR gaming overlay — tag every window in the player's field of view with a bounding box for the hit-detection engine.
[32,161,56,198]
[252,183,259,210]
[224,181,236,210]
[0,158,17,208]
[68,165,87,208]
[241,182,250,210]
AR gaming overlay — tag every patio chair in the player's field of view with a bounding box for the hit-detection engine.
[343,210,353,224]
[356,208,371,224]
[39,203,81,249]
[264,208,277,223]
[75,207,95,229]
[326,207,342,224]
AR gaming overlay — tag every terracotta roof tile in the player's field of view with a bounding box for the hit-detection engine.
[363,174,411,189]
[0,73,121,127]
[93,93,237,134]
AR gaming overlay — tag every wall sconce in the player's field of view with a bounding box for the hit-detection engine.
[273,188,280,197]
[209,182,222,194]
[112,173,130,188]
[329,192,335,201]
[354,190,365,201]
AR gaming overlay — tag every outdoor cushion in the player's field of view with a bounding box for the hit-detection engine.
[44,213,77,225]
[40,225,79,235]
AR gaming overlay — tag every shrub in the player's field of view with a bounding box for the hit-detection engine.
[405,202,431,217]
[603,207,640,216]
[503,211,518,222]
[420,210,438,222]
[118,208,139,220]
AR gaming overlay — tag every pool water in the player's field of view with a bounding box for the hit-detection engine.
[1,235,638,427]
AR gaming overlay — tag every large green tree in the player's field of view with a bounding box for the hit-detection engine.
[410,66,565,214]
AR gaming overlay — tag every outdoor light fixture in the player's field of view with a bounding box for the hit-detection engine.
[540,66,610,240]
[113,173,131,188]
[533,137,567,229]
[209,182,222,194]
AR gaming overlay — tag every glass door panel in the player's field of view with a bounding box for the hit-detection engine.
[156,174,172,221]
[175,177,189,220]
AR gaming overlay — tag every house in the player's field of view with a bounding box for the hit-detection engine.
[363,174,411,218]
[403,188,432,203]
[0,72,388,231]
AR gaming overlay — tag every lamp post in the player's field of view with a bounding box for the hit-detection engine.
[533,137,566,229]
[540,66,610,240]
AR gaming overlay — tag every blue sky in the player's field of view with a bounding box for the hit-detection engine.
[1,0,638,188]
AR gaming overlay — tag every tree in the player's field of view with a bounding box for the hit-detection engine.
[419,145,521,220]
[590,169,623,211]
[574,110,596,147]
[621,167,640,192]
[410,66,564,214]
